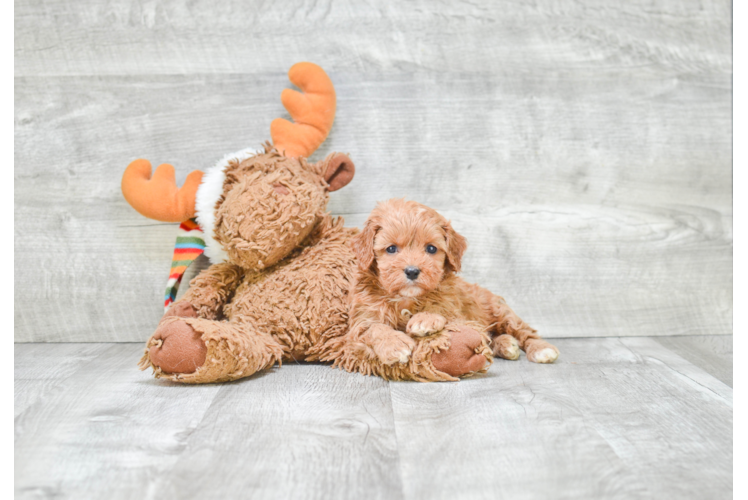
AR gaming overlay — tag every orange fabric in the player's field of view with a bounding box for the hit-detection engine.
[121,159,203,222]
[271,62,336,158]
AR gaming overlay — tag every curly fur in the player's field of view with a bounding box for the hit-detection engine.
[195,146,262,264]
[329,199,559,370]
[138,148,501,383]
[139,146,358,383]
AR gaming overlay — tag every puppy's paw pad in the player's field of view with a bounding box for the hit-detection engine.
[380,345,412,365]
[375,336,415,365]
[395,347,411,364]
[493,334,520,360]
[406,313,447,337]
[501,343,521,360]
[528,347,559,364]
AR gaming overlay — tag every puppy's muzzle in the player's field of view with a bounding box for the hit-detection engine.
[404,266,421,280]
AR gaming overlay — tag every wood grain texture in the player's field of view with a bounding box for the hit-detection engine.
[730,400,748,494]
[15,343,224,500]
[14,337,733,499]
[389,337,732,500]
[653,334,733,387]
[146,365,403,500]
[14,0,732,341]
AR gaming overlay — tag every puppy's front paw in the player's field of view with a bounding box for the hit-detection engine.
[373,332,416,365]
[525,340,559,364]
[406,312,447,337]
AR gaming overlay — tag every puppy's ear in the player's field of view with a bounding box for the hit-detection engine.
[443,221,467,273]
[321,153,355,192]
[351,217,379,271]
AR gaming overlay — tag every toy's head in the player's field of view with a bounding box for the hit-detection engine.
[121,63,355,272]
[200,146,353,269]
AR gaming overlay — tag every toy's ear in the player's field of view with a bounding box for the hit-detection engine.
[442,221,467,273]
[322,153,355,192]
[350,215,379,271]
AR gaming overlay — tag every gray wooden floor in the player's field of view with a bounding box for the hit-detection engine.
[15,336,732,499]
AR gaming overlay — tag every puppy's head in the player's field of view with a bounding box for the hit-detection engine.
[351,199,467,298]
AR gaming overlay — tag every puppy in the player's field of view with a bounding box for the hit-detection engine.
[347,198,559,372]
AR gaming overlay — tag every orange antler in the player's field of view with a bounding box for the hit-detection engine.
[270,62,336,158]
[121,159,203,222]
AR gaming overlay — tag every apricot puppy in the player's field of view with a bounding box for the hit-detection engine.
[347,198,559,369]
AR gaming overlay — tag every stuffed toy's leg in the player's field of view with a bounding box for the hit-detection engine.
[138,302,283,383]
[325,320,493,382]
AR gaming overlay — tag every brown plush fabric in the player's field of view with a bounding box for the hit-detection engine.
[138,150,504,384]
[146,317,207,374]
[163,301,198,319]
[130,65,480,384]
[431,325,489,377]
[138,147,465,384]
[212,149,330,270]
[323,153,355,192]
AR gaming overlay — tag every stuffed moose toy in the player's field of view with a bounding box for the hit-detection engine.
[122,63,495,383]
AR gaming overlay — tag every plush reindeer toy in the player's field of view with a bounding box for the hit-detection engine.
[123,63,491,383]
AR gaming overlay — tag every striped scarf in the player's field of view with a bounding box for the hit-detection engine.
[164,218,206,311]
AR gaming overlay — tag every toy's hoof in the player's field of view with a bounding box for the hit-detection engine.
[432,326,489,377]
[149,319,206,374]
[163,301,198,319]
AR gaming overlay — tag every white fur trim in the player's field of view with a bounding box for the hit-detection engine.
[195,146,262,264]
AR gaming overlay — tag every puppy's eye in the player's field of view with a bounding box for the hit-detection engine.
[386,245,398,254]
[426,244,437,254]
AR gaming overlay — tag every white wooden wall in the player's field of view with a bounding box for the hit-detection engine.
[14,0,732,342]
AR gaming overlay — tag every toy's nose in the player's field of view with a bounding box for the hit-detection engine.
[404,266,421,280]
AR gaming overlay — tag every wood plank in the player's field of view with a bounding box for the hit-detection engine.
[14,340,732,498]
[653,335,733,387]
[14,0,732,342]
[730,400,748,500]
[389,337,732,499]
[14,343,223,499]
[120,362,401,499]
[14,343,112,419]
[14,0,731,77]
[14,71,731,341]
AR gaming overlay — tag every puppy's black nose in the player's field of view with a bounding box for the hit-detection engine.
[404,266,421,280]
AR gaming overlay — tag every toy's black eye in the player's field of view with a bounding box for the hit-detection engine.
[426,245,437,254]
[386,245,398,254]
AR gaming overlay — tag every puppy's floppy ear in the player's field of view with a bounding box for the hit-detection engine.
[321,153,355,192]
[442,221,467,273]
[351,216,379,271]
